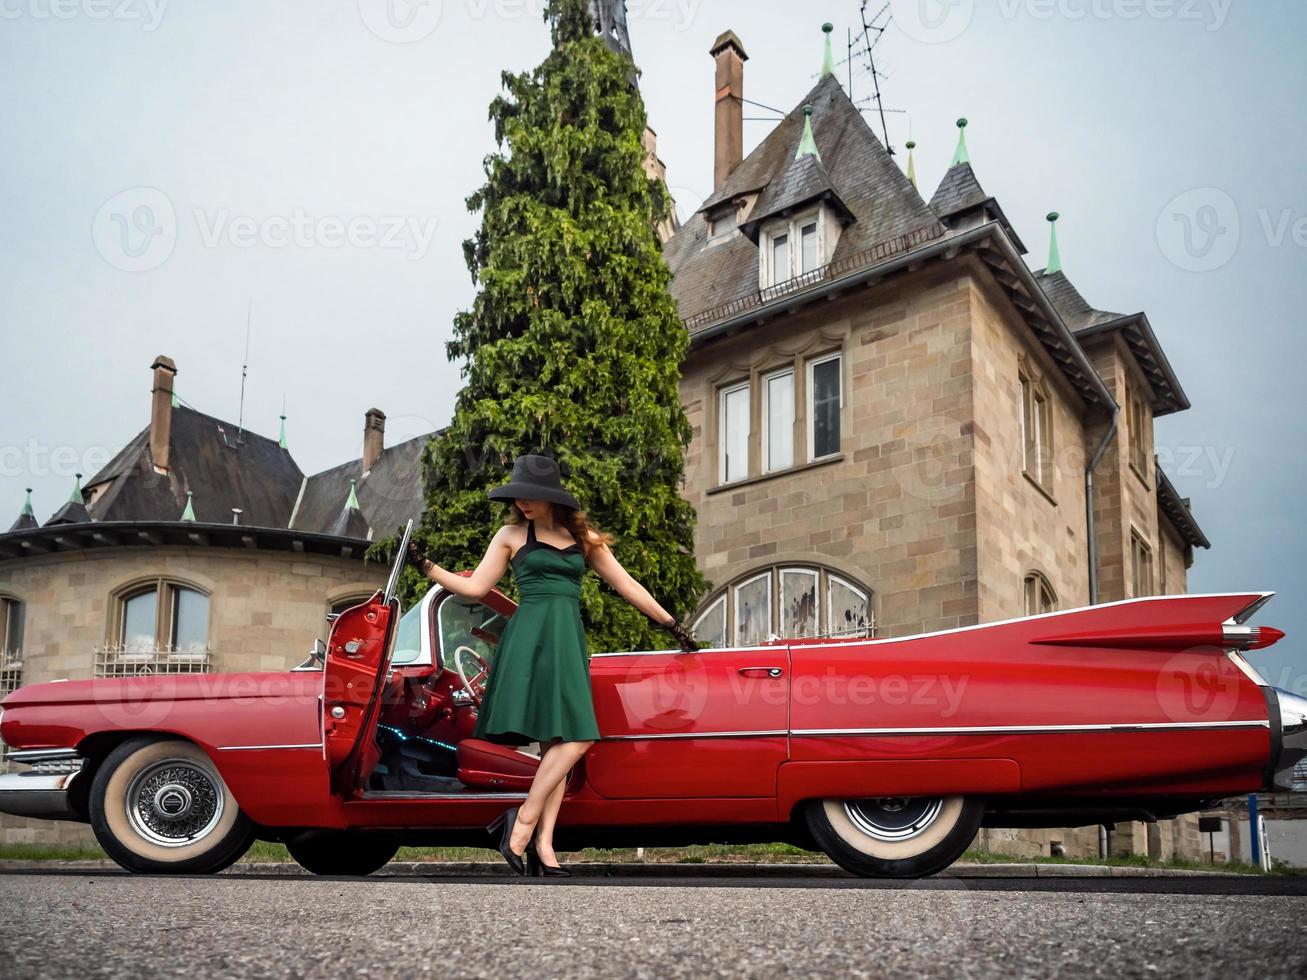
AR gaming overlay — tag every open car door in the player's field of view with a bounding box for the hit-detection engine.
[321,520,412,797]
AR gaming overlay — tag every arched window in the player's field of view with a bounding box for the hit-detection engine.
[0,593,25,697]
[1023,572,1057,617]
[692,564,873,648]
[100,579,211,676]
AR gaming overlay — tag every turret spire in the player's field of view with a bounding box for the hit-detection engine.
[796,105,821,162]
[180,490,196,522]
[279,396,288,451]
[821,22,835,77]
[8,488,37,532]
[1046,212,1062,274]
[347,478,361,512]
[905,139,918,189]
[951,117,970,166]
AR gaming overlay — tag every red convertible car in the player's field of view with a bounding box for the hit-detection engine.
[1,522,1302,878]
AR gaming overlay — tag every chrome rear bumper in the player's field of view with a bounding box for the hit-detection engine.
[0,749,85,821]
[1270,688,1307,791]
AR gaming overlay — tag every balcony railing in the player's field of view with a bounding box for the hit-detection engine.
[93,643,213,677]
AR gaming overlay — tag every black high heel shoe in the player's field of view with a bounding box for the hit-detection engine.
[485,806,528,876]
[526,841,572,877]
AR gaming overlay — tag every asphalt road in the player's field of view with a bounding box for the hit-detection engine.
[1,871,1304,979]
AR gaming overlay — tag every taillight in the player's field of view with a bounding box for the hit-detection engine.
[1223,625,1285,650]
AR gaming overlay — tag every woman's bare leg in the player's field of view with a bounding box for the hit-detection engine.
[533,776,569,866]
[509,739,595,855]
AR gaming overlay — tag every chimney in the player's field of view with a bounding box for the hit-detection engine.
[710,30,748,189]
[363,408,386,472]
[149,355,177,473]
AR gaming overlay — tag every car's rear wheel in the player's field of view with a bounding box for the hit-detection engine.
[89,736,255,875]
[286,830,400,876]
[804,795,983,878]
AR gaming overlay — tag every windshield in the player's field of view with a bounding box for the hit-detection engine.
[437,596,507,672]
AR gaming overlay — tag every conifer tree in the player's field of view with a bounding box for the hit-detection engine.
[393,0,708,652]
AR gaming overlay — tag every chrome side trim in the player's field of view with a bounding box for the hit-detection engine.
[791,720,1270,736]
[216,742,325,752]
[0,770,82,820]
[1227,651,1269,687]
[600,730,788,741]
[7,748,81,764]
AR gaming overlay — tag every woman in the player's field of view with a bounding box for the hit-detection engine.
[406,453,699,876]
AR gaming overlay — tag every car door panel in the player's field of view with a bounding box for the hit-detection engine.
[584,648,790,799]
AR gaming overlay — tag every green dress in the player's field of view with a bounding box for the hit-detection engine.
[472,519,601,746]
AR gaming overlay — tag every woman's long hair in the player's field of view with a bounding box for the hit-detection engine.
[503,502,614,561]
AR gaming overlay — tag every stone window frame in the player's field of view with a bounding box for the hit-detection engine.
[1129,528,1155,598]
[1126,382,1151,488]
[101,576,214,674]
[1022,571,1058,617]
[692,563,874,646]
[706,326,848,493]
[1018,354,1055,501]
[0,591,25,697]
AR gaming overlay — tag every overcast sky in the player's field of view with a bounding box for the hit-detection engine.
[1,0,1303,686]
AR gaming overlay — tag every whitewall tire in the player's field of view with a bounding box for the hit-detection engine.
[805,795,983,878]
[89,736,255,874]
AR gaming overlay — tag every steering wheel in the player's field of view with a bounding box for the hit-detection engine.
[453,645,490,705]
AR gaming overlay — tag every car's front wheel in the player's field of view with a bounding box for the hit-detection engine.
[89,736,255,874]
[286,830,400,876]
[804,795,983,878]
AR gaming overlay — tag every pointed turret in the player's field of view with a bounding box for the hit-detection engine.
[927,117,1027,253]
[279,399,288,451]
[180,490,196,522]
[45,474,91,526]
[905,140,918,190]
[9,488,37,532]
[796,105,822,162]
[326,479,371,540]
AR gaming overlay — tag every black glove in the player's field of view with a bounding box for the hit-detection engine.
[656,615,701,653]
[406,540,434,574]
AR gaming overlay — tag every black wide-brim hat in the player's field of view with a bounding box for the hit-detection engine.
[487,454,581,511]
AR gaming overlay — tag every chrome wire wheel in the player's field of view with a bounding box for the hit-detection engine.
[843,797,945,843]
[125,758,225,847]
[90,736,254,874]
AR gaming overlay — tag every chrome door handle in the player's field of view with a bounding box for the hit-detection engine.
[738,666,784,677]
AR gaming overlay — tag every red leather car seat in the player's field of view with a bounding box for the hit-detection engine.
[457,738,540,791]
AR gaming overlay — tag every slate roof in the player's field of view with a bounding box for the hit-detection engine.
[929,162,989,216]
[740,153,853,242]
[290,433,432,540]
[1035,268,1190,415]
[928,161,1027,254]
[665,73,944,331]
[83,406,304,529]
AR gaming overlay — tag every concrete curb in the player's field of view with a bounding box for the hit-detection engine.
[0,859,1249,879]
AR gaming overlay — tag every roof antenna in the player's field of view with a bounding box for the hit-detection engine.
[858,1,894,154]
[237,300,251,447]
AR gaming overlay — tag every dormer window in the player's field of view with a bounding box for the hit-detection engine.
[759,206,837,289]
